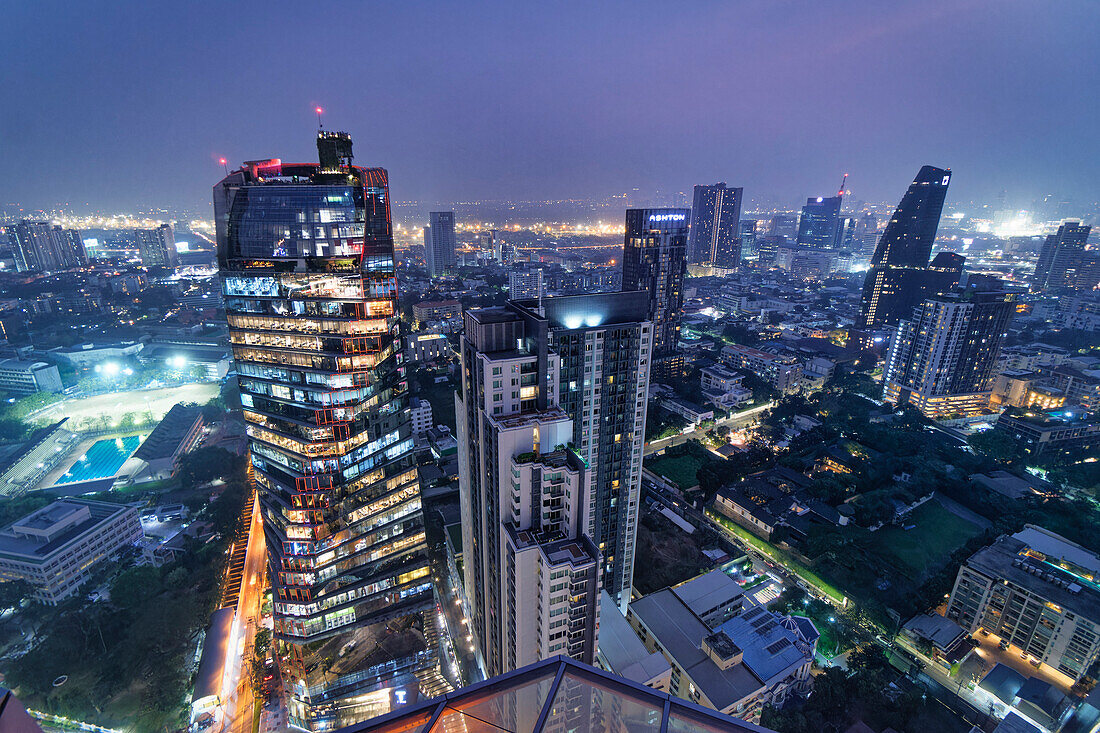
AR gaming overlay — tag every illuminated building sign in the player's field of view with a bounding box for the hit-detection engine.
[648,213,686,223]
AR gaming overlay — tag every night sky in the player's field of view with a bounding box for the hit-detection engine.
[3,0,1098,214]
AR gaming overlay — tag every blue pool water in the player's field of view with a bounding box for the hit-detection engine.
[57,435,144,485]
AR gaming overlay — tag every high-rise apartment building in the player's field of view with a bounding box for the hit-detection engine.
[509,268,544,300]
[623,209,688,379]
[1033,221,1092,291]
[738,220,758,258]
[456,307,600,677]
[7,220,87,272]
[796,194,842,249]
[688,183,743,268]
[857,166,957,329]
[456,293,653,676]
[854,212,879,256]
[216,132,440,730]
[136,223,179,268]
[883,286,1015,418]
[424,211,457,277]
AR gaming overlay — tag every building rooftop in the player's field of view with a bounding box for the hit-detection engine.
[133,402,203,463]
[671,570,744,618]
[715,606,815,686]
[597,591,672,685]
[629,588,765,710]
[0,499,132,560]
[336,655,771,733]
[964,527,1100,623]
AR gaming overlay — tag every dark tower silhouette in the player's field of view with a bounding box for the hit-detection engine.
[858,166,958,328]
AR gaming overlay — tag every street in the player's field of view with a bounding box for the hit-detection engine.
[644,401,772,455]
[221,492,269,733]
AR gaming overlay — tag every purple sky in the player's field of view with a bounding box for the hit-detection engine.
[3,0,1098,214]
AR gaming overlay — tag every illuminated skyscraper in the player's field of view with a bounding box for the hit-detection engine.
[796,194,842,249]
[216,132,442,730]
[135,223,178,268]
[623,208,688,378]
[1033,221,1091,291]
[857,166,956,329]
[424,211,456,277]
[688,183,743,268]
[883,286,1015,418]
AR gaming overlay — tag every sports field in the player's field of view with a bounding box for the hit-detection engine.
[55,435,143,485]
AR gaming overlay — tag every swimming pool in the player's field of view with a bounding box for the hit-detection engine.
[56,435,144,485]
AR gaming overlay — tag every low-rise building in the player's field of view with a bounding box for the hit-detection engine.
[405,331,450,363]
[596,590,673,691]
[0,499,143,604]
[0,359,62,395]
[700,364,753,411]
[410,398,433,442]
[626,570,817,724]
[945,525,1100,682]
[119,403,205,482]
[412,299,462,328]
[994,409,1100,458]
[721,344,800,393]
[660,397,714,427]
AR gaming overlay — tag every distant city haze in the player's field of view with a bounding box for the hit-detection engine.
[2,0,1098,212]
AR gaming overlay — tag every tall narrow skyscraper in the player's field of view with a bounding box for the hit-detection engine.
[457,293,653,676]
[216,132,441,730]
[456,306,600,677]
[796,194,843,249]
[424,211,457,277]
[1033,221,1091,291]
[857,166,955,329]
[623,208,688,379]
[883,286,1015,418]
[688,183,743,268]
[135,224,178,268]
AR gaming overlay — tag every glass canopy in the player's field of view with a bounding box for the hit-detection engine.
[338,656,773,733]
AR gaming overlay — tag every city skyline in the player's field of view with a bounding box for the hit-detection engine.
[4,2,1100,213]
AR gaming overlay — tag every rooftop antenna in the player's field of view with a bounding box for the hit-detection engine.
[316,106,324,130]
[837,173,849,199]
[219,158,229,175]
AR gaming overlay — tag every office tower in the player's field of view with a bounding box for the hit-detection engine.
[216,132,440,730]
[857,165,953,329]
[836,215,858,251]
[854,212,879,256]
[687,183,743,268]
[457,293,652,676]
[509,268,544,299]
[945,526,1100,682]
[883,287,1015,418]
[424,211,457,277]
[738,219,758,257]
[135,223,179,268]
[796,195,842,248]
[622,208,688,379]
[767,214,798,242]
[754,235,782,266]
[1033,221,1091,291]
[7,220,87,272]
[456,307,600,677]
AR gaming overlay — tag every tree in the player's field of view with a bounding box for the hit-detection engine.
[968,430,1019,463]
[0,578,33,609]
[110,565,162,609]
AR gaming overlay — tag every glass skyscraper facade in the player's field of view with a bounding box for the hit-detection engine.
[795,194,842,249]
[216,132,442,730]
[623,208,688,379]
[424,211,457,277]
[857,165,959,329]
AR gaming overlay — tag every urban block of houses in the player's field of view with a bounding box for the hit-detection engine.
[712,466,848,543]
